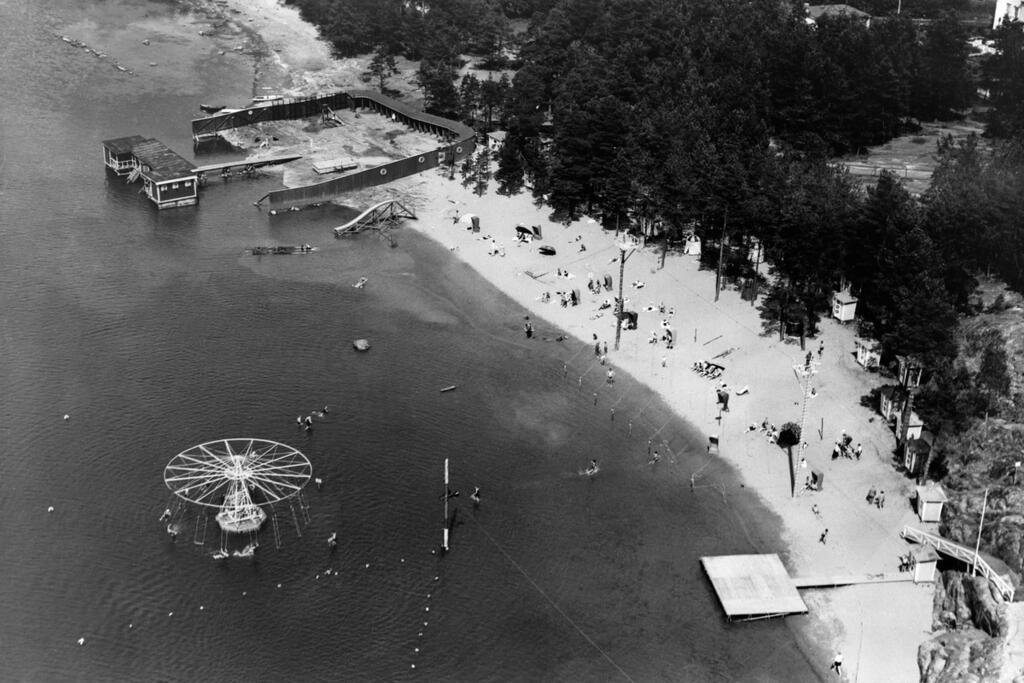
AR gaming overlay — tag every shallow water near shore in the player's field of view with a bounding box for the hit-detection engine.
[0,1,820,680]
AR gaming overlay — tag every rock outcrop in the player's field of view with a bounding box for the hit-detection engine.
[919,571,1012,683]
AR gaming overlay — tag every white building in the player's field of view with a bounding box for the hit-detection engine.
[994,0,1024,28]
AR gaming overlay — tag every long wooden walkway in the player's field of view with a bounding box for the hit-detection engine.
[901,526,1015,601]
[191,154,302,175]
[792,572,914,589]
[332,200,416,238]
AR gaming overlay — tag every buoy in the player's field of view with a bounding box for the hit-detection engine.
[425,607,429,612]
[276,584,281,588]
[199,605,204,611]
[365,563,370,568]
[63,414,70,421]
[47,506,54,513]
[129,624,133,629]
[433,576,439,581]
[242,591,247,596]
[423,621,428,626]
[77,637,85,646]
[168,612,173,617]
[414,647,419,653]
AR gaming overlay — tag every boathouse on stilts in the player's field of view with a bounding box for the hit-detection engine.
[101,135,198,209]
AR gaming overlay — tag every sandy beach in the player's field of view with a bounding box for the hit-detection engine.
[213,1,939,679]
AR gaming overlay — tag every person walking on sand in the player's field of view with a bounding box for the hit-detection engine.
[818,340,824,358]
[854,443,863,460]
[819,528,829,545]
[829,651,843,676]
[876,490,885,508]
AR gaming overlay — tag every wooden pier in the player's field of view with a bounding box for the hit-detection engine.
[192,154,302,182]
[792,572,914,589]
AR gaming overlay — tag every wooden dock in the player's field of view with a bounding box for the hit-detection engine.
[191,154,302,178]
[792,572,914,589]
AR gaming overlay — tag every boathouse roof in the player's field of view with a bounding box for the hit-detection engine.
[130,139,195,182]
[102,134,149,156]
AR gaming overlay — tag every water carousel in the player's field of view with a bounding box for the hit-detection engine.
[162,438,312,558]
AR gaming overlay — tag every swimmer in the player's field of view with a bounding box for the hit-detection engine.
[327,532,338,548]
[166,524,178,538]
[315,477,323,490]
[649,451,661,465]
[159,508,172,522]
[470,486,481,506]
[297,416,303,426]
[322,405,329,414]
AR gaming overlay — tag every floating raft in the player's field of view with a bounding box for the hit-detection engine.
[700,554,808,621]
[248,245,316,256]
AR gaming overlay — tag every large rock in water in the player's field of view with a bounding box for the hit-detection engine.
[352,339,370,352]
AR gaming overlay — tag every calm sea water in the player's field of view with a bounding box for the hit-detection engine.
[0,1,821,681]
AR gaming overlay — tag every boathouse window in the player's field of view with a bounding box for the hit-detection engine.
[171,183,179,189]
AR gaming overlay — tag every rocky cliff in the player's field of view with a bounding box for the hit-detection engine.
[918,571,1013,683]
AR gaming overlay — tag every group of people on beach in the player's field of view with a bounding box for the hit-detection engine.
[832,431,862,460]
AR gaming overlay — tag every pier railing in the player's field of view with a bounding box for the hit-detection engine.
[901,526,1015,602]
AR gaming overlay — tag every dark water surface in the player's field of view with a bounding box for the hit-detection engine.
[0,1,820,680]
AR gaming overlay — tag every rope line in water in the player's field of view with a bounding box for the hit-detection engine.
[467,514,636,683]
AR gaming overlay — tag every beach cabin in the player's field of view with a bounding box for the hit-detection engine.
[897,355,924,388]
[831,289,858,323]
[904,431,935,476]
[130,139,198,209]
[994,0,1024,28]
[879,386,907,422]
[101,135,148,176]
[486,130,507,152]
[915,483,948,523]
[855,338,882,370]
[895,410,924,442]
[912,545,940,584]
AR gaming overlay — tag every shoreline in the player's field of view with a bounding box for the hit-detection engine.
[210,1,937,679]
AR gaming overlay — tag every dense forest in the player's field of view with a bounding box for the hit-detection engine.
[284,0,1024,432]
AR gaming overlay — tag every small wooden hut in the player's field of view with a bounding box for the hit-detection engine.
[914,483,948,523]
[831,289,858,322]
[912,545,940,583]
[855,338,882,370]
[904,431,935,476]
